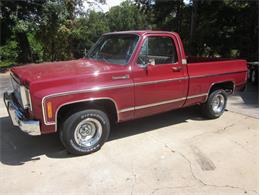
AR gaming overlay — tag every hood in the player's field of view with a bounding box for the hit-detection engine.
[11,59,120,86]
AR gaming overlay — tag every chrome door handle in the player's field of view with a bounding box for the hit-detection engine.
[112,75,129,80]
[172,66,182,72]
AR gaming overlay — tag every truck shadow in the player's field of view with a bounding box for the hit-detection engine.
[226,83,259,119]
[231,83,259,107]
[0,106,205,165]
[109,106,204,141]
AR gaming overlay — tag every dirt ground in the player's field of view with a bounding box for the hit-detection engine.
[0,72,258,195]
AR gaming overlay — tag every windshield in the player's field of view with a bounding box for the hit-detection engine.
[87,34,139,65]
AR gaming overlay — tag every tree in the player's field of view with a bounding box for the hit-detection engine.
[0,0,107,64]
[107,1,149,32]
[71,11,109,58]
[1,0,258,65]
[190,0,258,59]
[36,1,72,61]
[1,0,45,63]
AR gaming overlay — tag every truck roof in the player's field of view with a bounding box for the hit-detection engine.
[104,30,177,36]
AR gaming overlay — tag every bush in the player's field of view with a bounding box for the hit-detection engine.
[0,39,19,66]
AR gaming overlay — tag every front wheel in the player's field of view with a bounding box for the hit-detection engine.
[59,109,110,155]
[201,89,227,119]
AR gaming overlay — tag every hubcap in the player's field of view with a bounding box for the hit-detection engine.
[74,118,102,147]
[212,94,225,113]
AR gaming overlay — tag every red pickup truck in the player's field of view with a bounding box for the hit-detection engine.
[4,31,247,155]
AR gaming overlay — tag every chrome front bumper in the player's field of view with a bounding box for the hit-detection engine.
[4,92,41,136]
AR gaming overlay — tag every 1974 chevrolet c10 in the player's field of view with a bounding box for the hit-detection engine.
[4,31,247,155]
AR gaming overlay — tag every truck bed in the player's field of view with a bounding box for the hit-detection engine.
[184,58,248,107]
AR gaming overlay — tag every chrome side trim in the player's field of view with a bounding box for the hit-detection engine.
[119,97,186,113]
[43,71,235,125]
[44,69,240,125]
[135,97,186,110]
[186,93,208,99]
[49,91,209,130]
[42,77,189,125]
[42,83,134,125]
[119,107,135,113]
[189,71,247,79]
[135,77,188,86]
[44,83,133,100]
[53,97,120,132]
[119,93,208,113]
[112,75,130,80]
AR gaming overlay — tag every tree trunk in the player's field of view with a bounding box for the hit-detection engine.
[176,0,182,33]
[189,0,198,55]
[16,32,32,64]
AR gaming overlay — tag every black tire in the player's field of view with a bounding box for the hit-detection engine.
[59,109,110,155]
[201,89,227,119]
[251,70,259,85]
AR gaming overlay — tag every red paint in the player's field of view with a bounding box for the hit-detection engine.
[10,31,248,134]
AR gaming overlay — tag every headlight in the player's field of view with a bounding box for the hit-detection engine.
[11,75,32,110]
[20,86,32,110]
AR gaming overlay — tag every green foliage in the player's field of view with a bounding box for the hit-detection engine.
[107,1,149,31]
[188,0,258,60]
[0,39,19,66]
[71,11,110,58]
[0,61,15,68]
[36,1,72,61]
[27,32,44,62]
[0,0,258,65]
[135,0,258,60]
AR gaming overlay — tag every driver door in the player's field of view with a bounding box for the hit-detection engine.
[132,34,189,118]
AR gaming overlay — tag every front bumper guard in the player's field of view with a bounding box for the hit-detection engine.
[4,92,41,136]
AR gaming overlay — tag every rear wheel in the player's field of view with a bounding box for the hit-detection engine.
[59,109,110,155]
[201,89,227,119]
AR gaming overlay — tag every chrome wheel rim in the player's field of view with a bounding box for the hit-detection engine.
[74,118,102,147]
[212,94,225,113]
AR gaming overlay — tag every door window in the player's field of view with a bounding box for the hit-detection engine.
[137,36,178,66]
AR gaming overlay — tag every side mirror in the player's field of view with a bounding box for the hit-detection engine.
[148,58,155,66]
[146,59,156,73]
[138,57,155,69]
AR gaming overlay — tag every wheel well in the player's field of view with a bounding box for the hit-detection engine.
[209,81,234,94]
[56,99,118,131]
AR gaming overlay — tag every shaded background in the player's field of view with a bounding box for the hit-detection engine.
[0,0,258,67]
